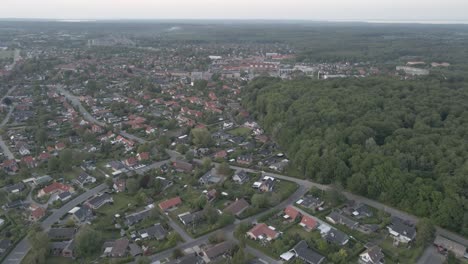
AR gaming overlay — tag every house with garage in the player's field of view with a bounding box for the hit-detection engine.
[74,172,96,187]
[387,217,416,244]
[247,223,280,241]
[138,223,167,240]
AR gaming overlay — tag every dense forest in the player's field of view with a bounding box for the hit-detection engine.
[243,76,468,236]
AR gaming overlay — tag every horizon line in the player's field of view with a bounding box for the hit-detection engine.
[0,17,467,25]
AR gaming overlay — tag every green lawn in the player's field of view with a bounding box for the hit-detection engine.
[0,50,13,59]
[379,237,424,264]
[227,127,252,137]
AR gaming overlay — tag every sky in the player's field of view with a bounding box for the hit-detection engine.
[1,0,467,22]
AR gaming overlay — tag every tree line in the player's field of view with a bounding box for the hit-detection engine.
[242,76,468,237]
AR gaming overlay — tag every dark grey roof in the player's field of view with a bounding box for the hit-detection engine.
[73,205,93,221]
[48,228,76,240]
[75,172,92,184]
[300,195,323,208]
[125,209,152,226]
[203,241,233,260]
[5,182,25,193]
[58,191,72,200]
[179,211,204,225]
[324,229,349,245]
[362,246,384,264]
[128,243,143,257]
[389,217,416,239]
[86,193,112,208]
[233,170,249,182]
[138,224,167,240]
[293,240,325,264]
[327,211,358,229]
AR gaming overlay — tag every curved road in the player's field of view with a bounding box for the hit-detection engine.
[4,184,108,264]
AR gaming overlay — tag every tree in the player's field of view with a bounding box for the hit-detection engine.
[416,218,435,247]
[75,226,103,257]
[252,193,268,208]
[445,252,460,264]
[126,178,139,194]
[191,128,213,147]
[202,158,212,171]
[185,151,194,162]
[172,248,184,259]
[27,227,49,264]
[59,149,73,172]
[231,247,246,264]
[217,162,232,176]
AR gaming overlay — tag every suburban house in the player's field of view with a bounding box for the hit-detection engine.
[159,197,182,211]
[173,160,193,172]
[247,223,280,241]
[201,241,233,263]
[74,172,96,187]
[38,182,74,198]
[48,228,76,241]
[296,195,324,210]
[284,206,301,221]
[5,182,26,193]
[29,207,46,222]
[223,198,250,216]
[69,205,94,224]
[387,217,416,244]
[125,209,152,226]
[281,240,325,264]
[300,215,318,231]
[85,193,113,210]
[103,238,129,258]
[155,176,173,190]
[326,211,359,229]
[138,223,167,240]
[50,240,75,258]
[260,178,275,192]
[113,179,126,192]
[236,154,253,165]
[324,228,349,245]
[232,170,250,184]
[199,170,222,185]
[178,211,205,226]
[359,246,385,264]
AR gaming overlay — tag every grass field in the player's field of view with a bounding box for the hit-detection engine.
[0,50,13,59]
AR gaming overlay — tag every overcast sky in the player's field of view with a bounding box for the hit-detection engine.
[1,0,467,21]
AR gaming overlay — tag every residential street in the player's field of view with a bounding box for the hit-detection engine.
[0,104,16,159]
[4,184,108,264]
[51,85,468,263]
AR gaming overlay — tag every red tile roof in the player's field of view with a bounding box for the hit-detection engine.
[248,223,278,240]
[159,197,182,211]
[300,215,318,230]
[31,207,46,219]
[42,182,71,194]
[284,206,300,220]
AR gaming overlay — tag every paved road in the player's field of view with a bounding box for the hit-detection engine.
[191,157,468,249]
[134,159,172,175]
[4,184,108,264]
[143,182,308,263]
[417,246,445,264]
[0,104,16,159]
[54,85,106,127]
